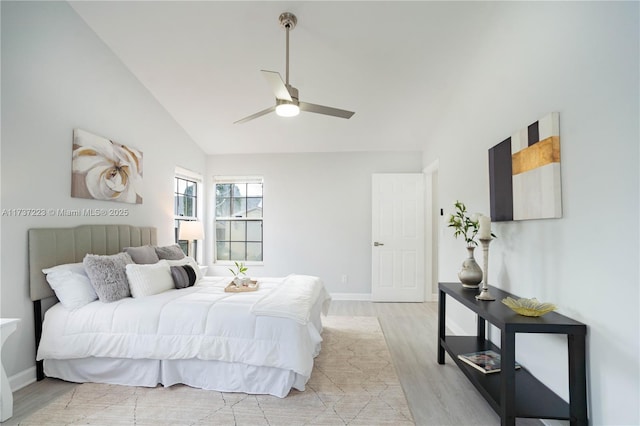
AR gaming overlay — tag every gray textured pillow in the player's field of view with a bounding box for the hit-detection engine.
[83,252,133,302]
[124,245,160,264]
[155,244,185,260]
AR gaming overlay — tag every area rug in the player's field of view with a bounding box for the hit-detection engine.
[21,316,414,425]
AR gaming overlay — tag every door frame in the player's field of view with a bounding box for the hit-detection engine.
[424,160,440,302]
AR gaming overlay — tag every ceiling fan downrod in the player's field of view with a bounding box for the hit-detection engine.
[279,12,297,86]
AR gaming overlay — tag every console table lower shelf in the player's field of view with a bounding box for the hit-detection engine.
[442,335,570,420]
[437,282,588,426]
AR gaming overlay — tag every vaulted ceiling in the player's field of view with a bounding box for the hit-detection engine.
[70,1,498,154]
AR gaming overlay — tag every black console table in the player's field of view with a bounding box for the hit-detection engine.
[438,282,588,426]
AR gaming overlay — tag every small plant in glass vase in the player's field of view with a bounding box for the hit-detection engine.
[448,201,483,288]
[229,261,249,287]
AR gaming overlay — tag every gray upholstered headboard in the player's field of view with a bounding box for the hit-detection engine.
[28,224,157,301]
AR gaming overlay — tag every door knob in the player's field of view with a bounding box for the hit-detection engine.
[374,242,384,247]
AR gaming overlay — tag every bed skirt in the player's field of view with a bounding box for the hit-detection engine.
[44,357,306,398]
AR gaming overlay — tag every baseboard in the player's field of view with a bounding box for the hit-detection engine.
[445,318,467,336]
[330,292,440,302]
[330,292,371,301]
[9,366,37,391]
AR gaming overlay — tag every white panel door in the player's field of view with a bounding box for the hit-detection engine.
[372,173,425,302]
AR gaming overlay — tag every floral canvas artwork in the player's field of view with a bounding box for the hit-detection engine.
[71,129,143,204]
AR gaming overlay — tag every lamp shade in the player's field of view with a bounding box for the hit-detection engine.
[179,220,204,241]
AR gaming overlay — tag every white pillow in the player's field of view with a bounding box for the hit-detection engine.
[165,256,202,282]
[42,263,98,309]
[125,260,174,298]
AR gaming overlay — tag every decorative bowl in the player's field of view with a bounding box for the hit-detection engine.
[501,297,556,317]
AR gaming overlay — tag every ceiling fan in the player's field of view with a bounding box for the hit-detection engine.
[234,12,355,124]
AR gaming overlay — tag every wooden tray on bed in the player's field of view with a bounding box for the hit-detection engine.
[224,280,259,293]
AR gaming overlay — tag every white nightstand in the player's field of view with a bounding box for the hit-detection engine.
[1,318,20,422]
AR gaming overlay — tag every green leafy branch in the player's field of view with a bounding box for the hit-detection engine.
[448,201,479,247]
[228,261,248,276]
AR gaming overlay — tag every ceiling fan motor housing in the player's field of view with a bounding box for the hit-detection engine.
[283,85,299,103]
[276,85,299,116]
[279,12,297,30]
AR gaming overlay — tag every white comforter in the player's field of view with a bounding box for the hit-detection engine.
[37,275,331,380]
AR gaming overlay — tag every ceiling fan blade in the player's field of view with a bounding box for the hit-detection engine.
[299,102,355,119]
[234,106,276,124]
[261,70,292,101]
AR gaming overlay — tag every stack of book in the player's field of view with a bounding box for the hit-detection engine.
[457,350,521,374]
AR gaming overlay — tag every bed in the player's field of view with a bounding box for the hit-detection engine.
[29,224,331,398]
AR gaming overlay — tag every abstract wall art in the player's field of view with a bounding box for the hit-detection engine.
[489,112,561,221]
[71,129,143,204]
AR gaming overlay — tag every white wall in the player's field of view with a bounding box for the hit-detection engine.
[0,1,205,386]
[206,152,423,295]
[423,2,639,425]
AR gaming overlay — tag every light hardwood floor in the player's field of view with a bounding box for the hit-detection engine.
[328,301,541,426]
[5,301,541,425]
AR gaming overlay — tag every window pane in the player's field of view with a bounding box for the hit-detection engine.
[175,195,186,216]
[230,242,245,260]
[247,209,261,219]
[246,198,262,218]
[247,243,262,261]
[247,221,262,241]
[178,241,188,255]
[247,183,262,197]
[230,221,246,241]
[216,221,230,241]
[217,184,232,198]
[216,241,230,261]
[183,196,195,217]
[232,183,246,197]
[216,197,230,217]
[232,198,246,217]
[177,179,187,195]
[184,181,196,197]
[246,197,261,210]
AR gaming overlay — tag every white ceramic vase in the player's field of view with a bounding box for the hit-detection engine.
[233,273,247,286]
[458,246,483,289]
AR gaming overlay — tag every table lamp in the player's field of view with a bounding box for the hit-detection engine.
[179,220,204,258]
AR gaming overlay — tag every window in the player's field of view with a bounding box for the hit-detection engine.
[215,177,263,262]
[174,170,201,257]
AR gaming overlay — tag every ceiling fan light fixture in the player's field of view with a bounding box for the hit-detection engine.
[233,12,355,124]
[275,101,300,117]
